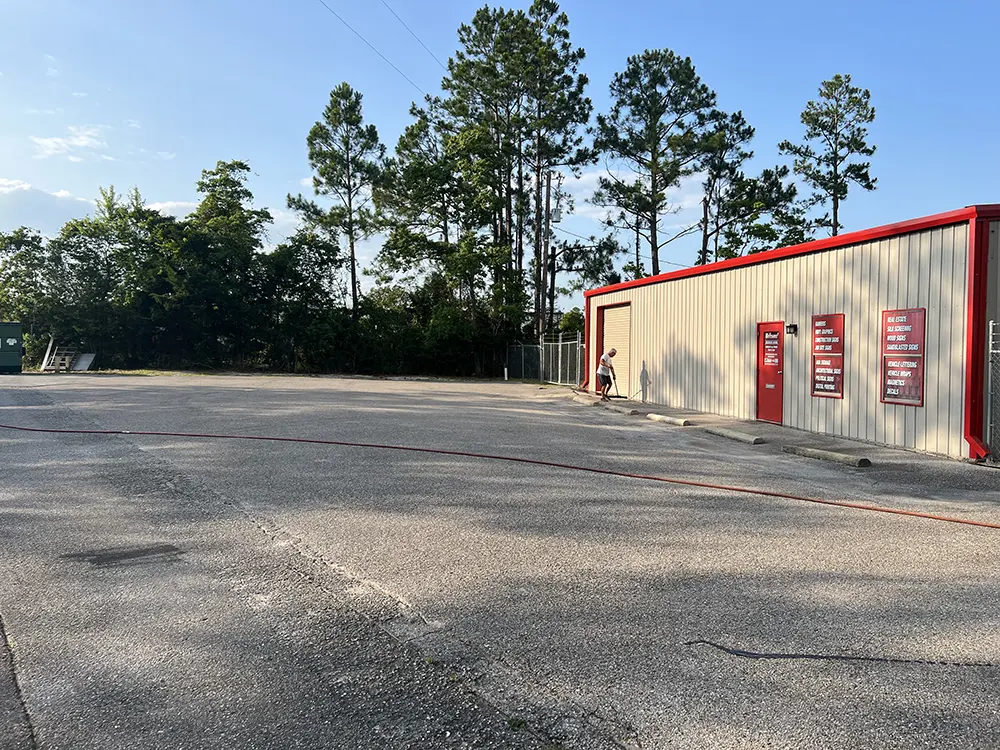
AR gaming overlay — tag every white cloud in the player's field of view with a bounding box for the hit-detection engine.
[44,54,57,62]
[25,108,64,116]
[100,154,117,161]
[125,119,141,129]
[561,167,706,224]
[46,67,60,78]
[72,92,88,98]
[0,180,96,235]
[0,179,90,203]
[68,156,83,163]
[300,177,313,187]
[271,208,300,230]
[563,169,609,222]
[157,152,176,161]
[149,201,198,217]
[0,178,31,194]
[31,125,106,159]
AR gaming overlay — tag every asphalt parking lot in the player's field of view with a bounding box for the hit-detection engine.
[2,374,999,749]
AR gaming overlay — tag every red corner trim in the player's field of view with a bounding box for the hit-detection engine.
[965,218,991,459]
[581,296,591,391]
[586,205,1000,299]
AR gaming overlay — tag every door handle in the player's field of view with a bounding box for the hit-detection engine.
[778,371,783,374]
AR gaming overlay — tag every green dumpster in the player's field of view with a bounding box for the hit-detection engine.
[0,323,24,373]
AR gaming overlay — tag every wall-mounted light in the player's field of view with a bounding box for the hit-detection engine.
[785,324,798,336]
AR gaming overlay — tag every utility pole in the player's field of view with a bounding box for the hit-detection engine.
[546,173,565,332]
[633,212,645,280]
[635,215,641,279]
[539,170,553,338]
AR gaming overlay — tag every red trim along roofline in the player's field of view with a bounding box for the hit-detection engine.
[585,205,1000,299]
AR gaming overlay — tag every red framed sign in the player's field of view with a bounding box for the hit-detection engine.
[811,314,845,398]
[881,308,925,406]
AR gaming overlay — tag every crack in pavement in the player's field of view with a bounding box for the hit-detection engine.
[685,640,999,668]
[0,611,38,750]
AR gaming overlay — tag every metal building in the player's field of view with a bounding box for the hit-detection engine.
[583,206,1000,459]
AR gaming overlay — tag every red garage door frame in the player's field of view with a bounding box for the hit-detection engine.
[590,301,630,394]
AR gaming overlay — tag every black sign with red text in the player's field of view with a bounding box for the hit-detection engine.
[811,314,845,398]
[881,308,925,406]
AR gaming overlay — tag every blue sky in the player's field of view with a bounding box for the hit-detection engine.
[2,0,999,304]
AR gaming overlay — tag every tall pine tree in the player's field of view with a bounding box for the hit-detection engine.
[779,73,877,236]
[593,50,716,276]
[292,83,385,317]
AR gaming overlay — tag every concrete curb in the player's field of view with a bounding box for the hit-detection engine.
[646,413,692,427]
[705,427,766,445]
[606,404,640,416]
[782,445,872,467]
[572,395,601,407]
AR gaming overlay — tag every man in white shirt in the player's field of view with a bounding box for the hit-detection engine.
[597,348,616,401]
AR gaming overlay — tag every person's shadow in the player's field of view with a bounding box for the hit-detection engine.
[640,361,651,403]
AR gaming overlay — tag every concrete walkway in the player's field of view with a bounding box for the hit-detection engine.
[568,387,957,464]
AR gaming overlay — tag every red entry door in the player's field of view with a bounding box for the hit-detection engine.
[756,322,784,424]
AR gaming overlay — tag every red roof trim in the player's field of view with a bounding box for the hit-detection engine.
[585,205,1000,299]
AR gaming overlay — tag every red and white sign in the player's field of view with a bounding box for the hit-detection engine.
[881,308,925,406]
[811,314,844,398]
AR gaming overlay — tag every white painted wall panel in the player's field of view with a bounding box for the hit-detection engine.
[588,223,971,457]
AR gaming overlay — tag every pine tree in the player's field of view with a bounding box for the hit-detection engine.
[779,73,877,236]
[291,83,385,316]
[593,49,716,276]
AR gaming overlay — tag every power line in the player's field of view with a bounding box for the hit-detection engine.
[312,0,426,96]
[552,224,692,269]
[378,0,448,72]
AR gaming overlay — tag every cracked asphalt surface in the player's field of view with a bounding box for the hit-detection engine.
[1,374,1000,749]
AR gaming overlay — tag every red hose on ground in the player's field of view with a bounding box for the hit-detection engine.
[2,422,998,531]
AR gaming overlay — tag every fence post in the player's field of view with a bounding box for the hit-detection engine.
[557,332,563,384]
[577,331,582,386]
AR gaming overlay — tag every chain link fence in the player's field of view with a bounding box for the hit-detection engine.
[988,321,1000,461]
[507,333,584,386]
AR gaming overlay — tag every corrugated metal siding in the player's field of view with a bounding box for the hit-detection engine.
[601,305,631,396]
[589,223,970,457]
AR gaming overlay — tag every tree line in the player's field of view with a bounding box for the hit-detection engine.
[0,1,877,376]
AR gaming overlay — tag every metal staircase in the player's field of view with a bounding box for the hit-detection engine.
[42,346,79,372]
[39,336,95,372]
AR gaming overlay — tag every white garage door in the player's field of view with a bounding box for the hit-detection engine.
[601,305,631,398]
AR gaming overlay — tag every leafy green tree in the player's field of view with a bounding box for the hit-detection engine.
[173,160,272,367]
[779,73,877,236]
[0,228,60,361]
[263,222,344,372]
[593,49,716,275]
[558,306,584,334]
[38,187,184,366]
[292,83,385,317]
